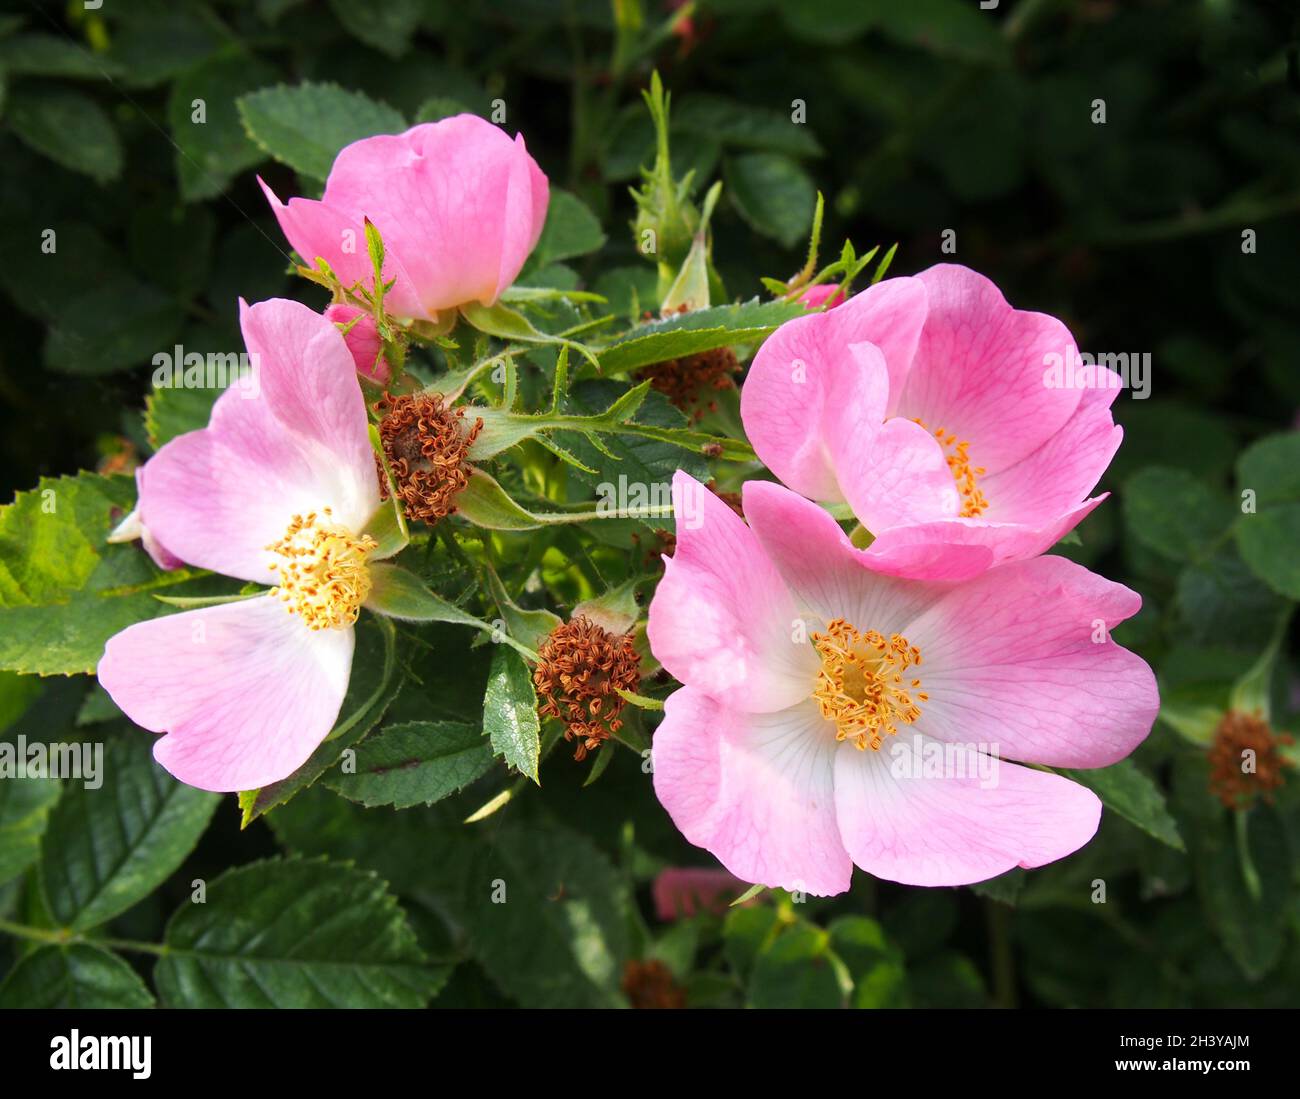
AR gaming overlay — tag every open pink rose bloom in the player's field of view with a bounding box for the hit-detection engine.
[647,472,1158,893]
[260,114,549,323]
[741,264,1123,581]
[98,299,383,793]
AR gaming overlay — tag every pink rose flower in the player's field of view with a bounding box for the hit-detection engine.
[647,472,1158,893]
[324,303,389,382]
[97,299,384,793]
[741,264,1123,581]
[260,114,549,323]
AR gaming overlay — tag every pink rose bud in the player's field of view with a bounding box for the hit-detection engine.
[260,115,549,324]
[325,303,388,383]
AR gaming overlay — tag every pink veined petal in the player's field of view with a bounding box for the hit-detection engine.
[323,303,389,383]
[901,554,1158,768]
[858,496,1106,581]
[892,264,1083,475]
[646,472,816,713]
[141,298,381,584]
[258,177,425,320]
[741,479,949,630]
[832,733,1102,887]
[979,393,1122,525]
[740,277,929,502]
[652,687,853,897]
[97,596,354,793]
[321,116,548,315]
[494,131,550,301]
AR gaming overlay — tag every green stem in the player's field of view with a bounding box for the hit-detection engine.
[0,918,166,957]
[985,901,1018,1008]
[1234,810,1263,902]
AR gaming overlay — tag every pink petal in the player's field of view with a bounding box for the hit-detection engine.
[324,303,389,383]
[904,554,1158,768]
[892,264,1083,475]
[652,687,853,897]
[833,734,1102,886]
[741,480,947,627]
[741,277,928,501]
[859,497,1105,581]
[141,298,380,584]
[795,283,844,310]
[317,116,548,316]
[647,472,816,712]
[980,394,1122,525]
[652,867,749,920]
[258,177,425,320]
[98,596,354,792]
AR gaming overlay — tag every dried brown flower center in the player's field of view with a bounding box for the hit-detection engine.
[1207,709,1293,809]
[621,959,686,1009]
[635,347,739,421]
[534,615,641,761]
[375,393,482,524]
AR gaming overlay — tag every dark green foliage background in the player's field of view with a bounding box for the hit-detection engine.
[1,0,1299,1008]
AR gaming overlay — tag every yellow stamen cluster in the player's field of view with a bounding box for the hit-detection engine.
[811,619,927,750]
[266,508,377,631]
[916,421,988,517]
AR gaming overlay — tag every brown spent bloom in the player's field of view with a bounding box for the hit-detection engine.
[634,346,740,422]
[1207,709,1293,810]
[534,615,641,761]
[621,959,686,1009]
[375,393,482,524]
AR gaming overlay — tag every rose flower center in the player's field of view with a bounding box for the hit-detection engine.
[811,618,928,751]
[266,508,377,631]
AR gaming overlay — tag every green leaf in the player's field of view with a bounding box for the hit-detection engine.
[0,944,154,1008]
[39,732,218,931]
[1121,466,1234,562]
[325,720,494,808]
[0,34,121,79]
[0,760,61,888]
[0,472,238,675]
[1237,504,1300,600]
[749,922,844,1008]
[44,281,184,375]
[529,189,607,269]
[455,468,550,531]
[6,87,122,183]
[168,52,279,201]
[596,298,806,374]
[674,95,822,157]
[1236,431,1300,508]
[327,0,424,57]
[144,384,225,449]
[237,82,405,182]
[1061,759,1185,851]
[155,856,448,1007]
[828,915,908,1008]
[238,613,400,825]
[725,152,816,248]
[483,647,541,783]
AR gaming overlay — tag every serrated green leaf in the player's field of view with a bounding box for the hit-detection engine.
[725,152,816,248]
[0,473,238,675]
[529,189,607,269]
[7,87,121,183]
[596,298,806,374]
[749,922,844,1008]
[327,0,423,57]
[155,856,448,1007]
[325,720,494,808]
[39,732,218,931]
[1121,466,1234,562]
[237,82,405,182]
[483,646,540,782]
[168,52,278,201]
[0,944,154,1008]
